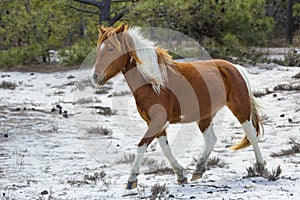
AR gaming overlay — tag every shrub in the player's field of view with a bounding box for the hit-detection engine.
[59,40,93,66]
[0,44,42,69]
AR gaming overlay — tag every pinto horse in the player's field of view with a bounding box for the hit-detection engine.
[91,24,267,189]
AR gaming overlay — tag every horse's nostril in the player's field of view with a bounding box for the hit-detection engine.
[93,73,99,80]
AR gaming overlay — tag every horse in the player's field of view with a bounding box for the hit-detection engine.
[91,24,268,190]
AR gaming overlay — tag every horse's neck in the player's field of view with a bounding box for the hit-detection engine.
[122,62,148,93]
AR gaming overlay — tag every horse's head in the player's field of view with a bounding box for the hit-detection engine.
[91,24,138,86]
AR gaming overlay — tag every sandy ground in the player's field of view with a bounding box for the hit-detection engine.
[0,62,299,199]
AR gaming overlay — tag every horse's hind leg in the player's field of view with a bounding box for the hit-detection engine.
[241,120,267,175]
[191,118,217,181]
[227,91,267,175]
[157,130,187,184]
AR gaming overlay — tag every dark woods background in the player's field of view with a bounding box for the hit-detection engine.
[0,0,299,69]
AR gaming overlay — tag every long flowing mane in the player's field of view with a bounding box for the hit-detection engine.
[127,27,174,93]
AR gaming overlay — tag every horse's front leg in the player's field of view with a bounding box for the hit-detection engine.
[126,105,168,190]
[157,131,187,184]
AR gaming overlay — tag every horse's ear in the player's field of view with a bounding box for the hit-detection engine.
[116,23,127,33]
[97,25,106,34]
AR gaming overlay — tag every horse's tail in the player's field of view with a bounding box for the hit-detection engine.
[230,66,263,151]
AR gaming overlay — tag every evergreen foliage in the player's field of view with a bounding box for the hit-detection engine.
[1,0,298,68]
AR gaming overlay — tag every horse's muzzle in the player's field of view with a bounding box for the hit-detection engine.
[92,73,106,85]
[93,73,99,81]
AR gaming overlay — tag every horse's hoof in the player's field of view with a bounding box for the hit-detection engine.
[191,173,203,181]
[261,167,270,177]
[258,162,269,177]
[178,177,188,185]
[126,180,138,190]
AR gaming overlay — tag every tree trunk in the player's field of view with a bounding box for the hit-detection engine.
[100,0,111,25]
[286,0,294,45]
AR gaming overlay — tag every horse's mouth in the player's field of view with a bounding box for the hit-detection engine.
[94,75,106,86]
[98,75,107,85]
[91,74,106,87]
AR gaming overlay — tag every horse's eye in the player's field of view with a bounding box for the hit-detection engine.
[107,46,115,52]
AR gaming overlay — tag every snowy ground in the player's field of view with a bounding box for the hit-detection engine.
[0,62,299,200]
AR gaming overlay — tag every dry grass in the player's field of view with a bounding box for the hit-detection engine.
[273,83,300,91]
[253,88,272,97]
[115,154,174,175]
[207,156,228,169]
[86,126,113,136]
[83,171,106,184]
[150,183,168,200]
[192,156,227,169]
[115,153,136,164]
[96,106,118,116]
[271,138,300,157]
[68,171,109,186]
[272,48,300,67]
[246,164,261,178]
[110,90,131,97]
[144,167,174,175]
[74,97,96,104]
[292,72,300,79]
[268,166,282,181]
[91,106,117,116]
[0,81,16,90]
[261,114,272,125]
[95,86,112,94]
[246,164,282,181]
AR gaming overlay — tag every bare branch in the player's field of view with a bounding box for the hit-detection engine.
[112,0,135,2]
[64,4,99,15]
[108,8,129,25]
[72,0,102,8]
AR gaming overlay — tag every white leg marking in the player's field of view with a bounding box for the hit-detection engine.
[195,124,217,172]
[203,125,217,154]
[157,135,185,179]
[242,120,264,165]
[157,136,182,169]
[128,144,147,181]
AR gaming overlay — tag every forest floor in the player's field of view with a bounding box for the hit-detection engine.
[0,60,300,199]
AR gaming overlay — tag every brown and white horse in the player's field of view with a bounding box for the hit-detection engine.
[91,24,267,189]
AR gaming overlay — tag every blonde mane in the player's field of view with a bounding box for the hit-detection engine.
[127,27,173,93]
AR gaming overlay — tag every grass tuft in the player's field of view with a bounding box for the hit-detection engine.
[292,72,300,79]
[86,126,112,136]
[207,156,228,169]
[97,107,118,116]
[246,163,261,178]
[253,88,272,97]
[245,163,282,181]
[271,138,300,157]
[110,90,131,97]
[75,97,99,104]
[83,171,107,184]
[115,154,174,175]
[273,83,300,91]
[0,81,17,90]
[268,166,282,181]
[192,156,227,169]
[95,86,112,94]
[115,153,136,164]
[150,184,168,200]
